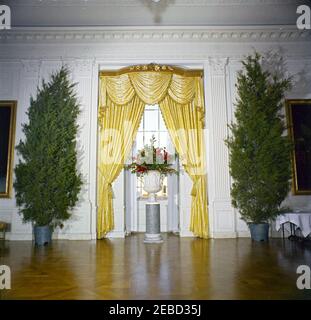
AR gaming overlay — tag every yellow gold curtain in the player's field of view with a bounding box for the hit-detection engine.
[97,94,145,239]
[160,92,209,239]
[98,65,209,239]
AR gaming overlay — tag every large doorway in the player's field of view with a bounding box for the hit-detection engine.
[97,64,209,239]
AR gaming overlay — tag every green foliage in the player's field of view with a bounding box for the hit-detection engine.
[225,53,292,224]
[14,67,83,228]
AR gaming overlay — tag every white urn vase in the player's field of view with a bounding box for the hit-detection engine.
[143,170,163,202]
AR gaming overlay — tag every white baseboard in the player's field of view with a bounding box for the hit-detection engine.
[237,231,251,238]
[179,230,195,237]
[212,231,238,239]
[6,233,32,241]
[105,231,126,238]
[53,233,93,240]
[5,232,93,241]
[5,230,282,241]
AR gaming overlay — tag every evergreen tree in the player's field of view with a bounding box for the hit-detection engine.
[14,67,83,228]
[226,53,292,224]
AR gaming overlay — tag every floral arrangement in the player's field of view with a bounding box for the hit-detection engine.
[126,136,177,176]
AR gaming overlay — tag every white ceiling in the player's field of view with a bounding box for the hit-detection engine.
[2,0,307,27]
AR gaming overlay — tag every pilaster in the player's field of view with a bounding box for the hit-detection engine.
[206,57,236,238]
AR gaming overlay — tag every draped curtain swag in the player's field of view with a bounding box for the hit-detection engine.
[98,64,209,239]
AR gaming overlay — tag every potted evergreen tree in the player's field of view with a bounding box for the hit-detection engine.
[14,67,83,246]
[226,53,292,242]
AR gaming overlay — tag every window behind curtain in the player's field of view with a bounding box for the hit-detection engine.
[136,104,171,199]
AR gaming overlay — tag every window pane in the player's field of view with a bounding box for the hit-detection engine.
[159,113,166,131]
[159,132,168,148]
[138,116,144,132]
[144,110,158,131]
[136,132,144,151]
[137,178,144,198]
[135,105,172,200]
[160,177,168,197]
[145,104,158,111]
[144,132,158,146]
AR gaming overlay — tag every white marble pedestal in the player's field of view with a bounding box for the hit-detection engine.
[144,203,163,243]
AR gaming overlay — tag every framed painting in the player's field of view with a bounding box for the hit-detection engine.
[0,101,17,198]
[286,100,311,195]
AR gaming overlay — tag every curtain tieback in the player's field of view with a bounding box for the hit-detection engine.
[191,181,198,197]
[191,176,205,197]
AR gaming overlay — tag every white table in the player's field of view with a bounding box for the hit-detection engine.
[275,213,311,238]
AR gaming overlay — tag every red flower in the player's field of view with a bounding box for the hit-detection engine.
[164,149,168,162]
[136,165,147,173]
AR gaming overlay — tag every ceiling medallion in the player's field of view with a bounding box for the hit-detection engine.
[143,0,174,23]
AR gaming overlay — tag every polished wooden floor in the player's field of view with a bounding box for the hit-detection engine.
[1,234,311,300]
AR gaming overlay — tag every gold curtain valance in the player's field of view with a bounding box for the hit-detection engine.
[100,71,204,109]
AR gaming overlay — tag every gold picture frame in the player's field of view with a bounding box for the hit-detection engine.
[286,99,311,195]
[0,101,17,198]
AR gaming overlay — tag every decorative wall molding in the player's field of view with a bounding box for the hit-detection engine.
[21,59,41,76]
[1,26,310,44]
[64,59,94,77]
[208,57,229,75]
[206,57,236,235]
[6,0,303,7]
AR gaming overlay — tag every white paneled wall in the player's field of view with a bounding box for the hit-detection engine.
[0,26,310,240]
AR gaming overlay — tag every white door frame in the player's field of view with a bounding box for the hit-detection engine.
[90,60,211,239]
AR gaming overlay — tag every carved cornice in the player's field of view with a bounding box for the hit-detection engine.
[1,26,310,44]
[6,0,303,7]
